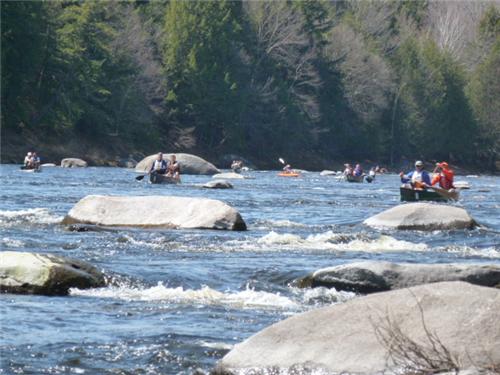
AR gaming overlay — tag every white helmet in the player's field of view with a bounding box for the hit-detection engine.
[27,152,32,156]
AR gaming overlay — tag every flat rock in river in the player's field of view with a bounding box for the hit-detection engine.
[212,172,245,179]
[0,251,105,296]
[297,261,500,293]
[320,170,338,176]
[61,158,88,168]
[364,203,476,230]
[203,180,233,189]
[135,153,219,175]
[62,195,246,230]
[215,282,500,374]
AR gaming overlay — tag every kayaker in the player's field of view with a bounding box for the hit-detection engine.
[431,162,455,190]
[283,164,293,173]
[353,164,363,177]
[400,160,431,189]
[150,152,167,175]
[166,154,180,179]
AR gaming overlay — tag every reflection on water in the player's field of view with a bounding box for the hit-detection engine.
[0,165,499,374]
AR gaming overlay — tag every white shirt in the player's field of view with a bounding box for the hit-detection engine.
[152,160,164,170]
[411,170,423,183]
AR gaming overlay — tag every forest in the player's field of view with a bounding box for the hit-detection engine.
[1,0,499,169]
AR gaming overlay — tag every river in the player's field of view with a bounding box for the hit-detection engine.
[1,165,499,374]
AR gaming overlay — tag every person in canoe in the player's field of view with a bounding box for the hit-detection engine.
[231,160,243,173]
[30,152,41,169]
[24,152,33,168]
[353,164,363,177]
[343,164,353,176]
[166,154,181,181]
[150,152,167,177]
[400,160,431,189]
[431,162,455,190]
[283,164,293,173]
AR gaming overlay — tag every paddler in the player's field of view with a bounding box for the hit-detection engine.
[165,154,181,180]
[24,152,32,168]
[431,162,455,190]
[150,152,167,176]
[399,160,431,189]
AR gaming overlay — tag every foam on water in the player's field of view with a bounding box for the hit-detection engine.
[439,245,500,258]
[1,237,25,247]
[254,219,308,229]
[117,234,176,250]
[0,208,62,227]
[70,283,299,310]
[257,231,428,252]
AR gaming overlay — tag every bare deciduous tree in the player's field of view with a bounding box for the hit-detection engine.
[244,1,322,121]
[427,0,498,64]
[325,23,395,123]
[112,5,166,116]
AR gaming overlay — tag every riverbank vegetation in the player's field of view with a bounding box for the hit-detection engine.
[1,1,499,169]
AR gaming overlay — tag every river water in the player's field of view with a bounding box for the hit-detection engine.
[1,165,499,374]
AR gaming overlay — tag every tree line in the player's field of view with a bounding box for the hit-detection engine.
[1,1,499,169]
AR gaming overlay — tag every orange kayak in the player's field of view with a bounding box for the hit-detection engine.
[278,172,300,177]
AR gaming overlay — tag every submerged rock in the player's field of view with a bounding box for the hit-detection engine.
[61,158,88,168]
[62,195,246,231]
[320,170,338,176]
[297,261,500,293]
[203,180,233,189]
[215,282,500,374]
[212,172,245,180]
[135,153,219,175]
[0,251,105,296]
[364,203,476,230]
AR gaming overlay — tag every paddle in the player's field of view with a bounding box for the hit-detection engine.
[135,174,148,181]
[279,158,286,165]
[427,185,459,200]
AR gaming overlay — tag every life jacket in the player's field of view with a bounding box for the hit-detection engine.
[432,169,454,189]
[151,159,166,171]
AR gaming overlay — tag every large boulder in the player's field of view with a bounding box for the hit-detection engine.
[297,261,500,293]
[62,195,246,230]
[61,158,88,168]
[364,203,476,230]
[215,282,500,374]
[0,251,105,296]
[212,172,245,180]
[203,180,233,189]
[135,153,219,175]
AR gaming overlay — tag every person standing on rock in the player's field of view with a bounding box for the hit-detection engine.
[150,152,167,176]
[400,160,431,189]
[166,154,180,181]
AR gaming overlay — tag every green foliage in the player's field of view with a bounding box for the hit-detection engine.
[396,38,476,161]
[1,0,496,168]
[163,0,245,148]
[467,39,500,165]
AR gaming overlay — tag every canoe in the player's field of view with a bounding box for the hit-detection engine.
[278,172,300,177]
[400,187,458,202]
[149,173,180,184]
[20,167,41,173]
[346,174,364,183]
